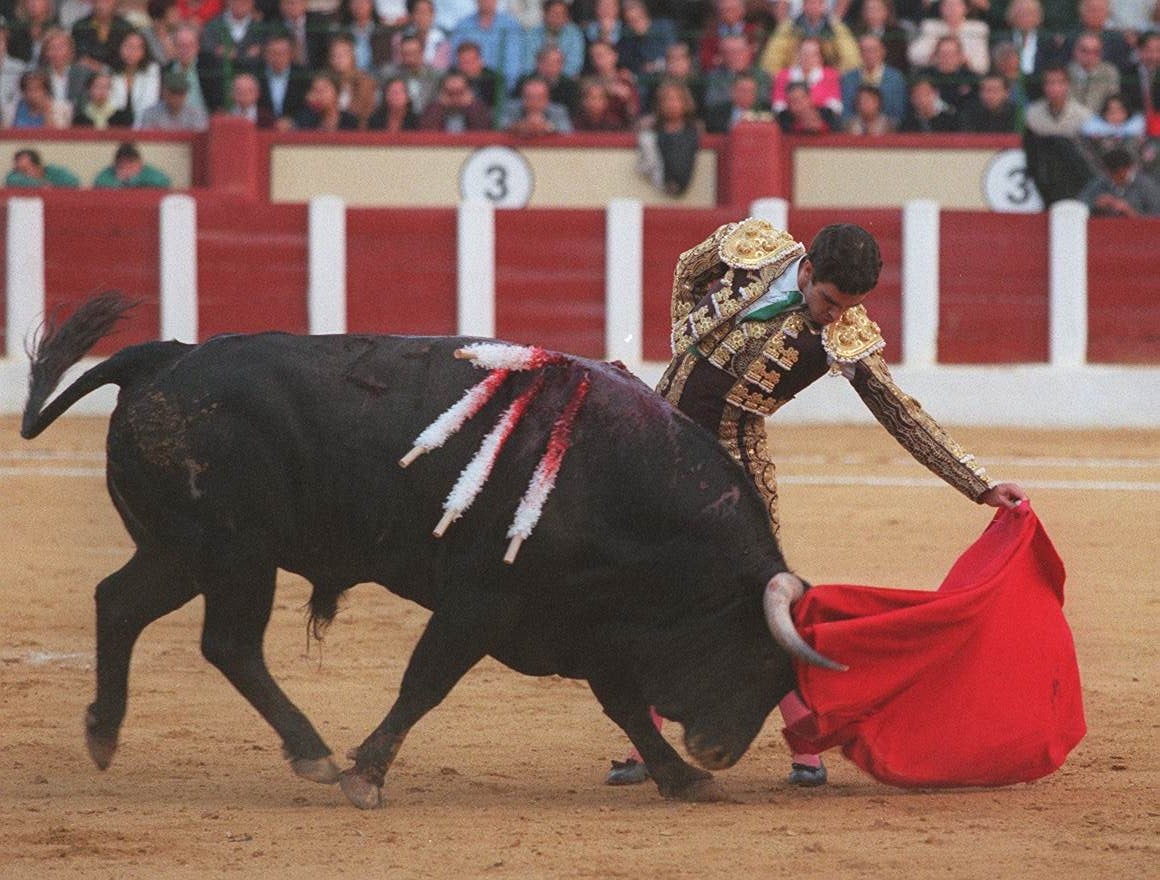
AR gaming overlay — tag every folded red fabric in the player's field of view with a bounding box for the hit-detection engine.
[786,504,1086,787]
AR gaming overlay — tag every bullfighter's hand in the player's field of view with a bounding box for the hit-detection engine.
[981,482,1028,509]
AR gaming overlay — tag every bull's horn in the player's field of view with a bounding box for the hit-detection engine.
[764,573,848,672]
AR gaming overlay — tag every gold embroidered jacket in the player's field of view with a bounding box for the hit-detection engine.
[667,218,993,502]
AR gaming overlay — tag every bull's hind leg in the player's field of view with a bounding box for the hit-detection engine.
[587,672,732,803]
[199,566,340,785]
[88,549,199,769]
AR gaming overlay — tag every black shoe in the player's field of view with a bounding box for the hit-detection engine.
[786,762,827,787]
[605,758,650,785]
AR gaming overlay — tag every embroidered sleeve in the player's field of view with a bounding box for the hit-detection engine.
[671,222,735,328]
[849,353,994,502]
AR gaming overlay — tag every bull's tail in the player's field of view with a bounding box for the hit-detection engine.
[21,291,186,440]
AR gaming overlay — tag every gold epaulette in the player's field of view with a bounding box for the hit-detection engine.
[821,305,886,364]
[718,218,804,270]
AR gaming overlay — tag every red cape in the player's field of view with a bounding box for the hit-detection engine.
[785,504,1086,788]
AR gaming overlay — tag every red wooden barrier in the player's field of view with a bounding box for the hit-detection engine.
[938,212,1049,364]
[1087,218,1160,364]
[346,208,457,336]
[494,209,606,358]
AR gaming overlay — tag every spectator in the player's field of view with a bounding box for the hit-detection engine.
[501,72,572,134]
[996,0,1066,99]
[13,68,68,125]
[93,141,171,187]
[772,36,842,115]
[390,0,451,71]
[514,43,579,113]
[293,71,360,128]
[1024,65,1094,134]
[1078,145,1160,215]
[39,27,89,113]
[1081,91,1147,139]
[507,0,544,30]
[703,69,771,132]
[5,147,80,187]
[1068,32,1121,113]
[417,69,492,129]
[991,41,1031,112]
[276,0,331,70]
[760,0,860,75]
[324,32,379,127]
[57,0,91,31]
[584,38,641,122]
[372,0,408,27]
[1107,0,1159,36]
[658,40,704,113]
[341,0,393,73]
[224,70,275,125]
[72,66,135,126]
[454,39,505,119]
[845,82,895,133]
[0,17,27,126]
[572,75,630,129]
[432,0,481,33]
[776,77,839,131]
[636,77,700,195]
[139,0,181,65]
[71,0,135,71]
[380,32,441,114]
[109,29,161,127]
[1064,0,1132,72]
[851,0,910,75]
[449,0,524,96]
[617,0,677,78]
[162,23,216,113]
[701,32,771,111]
[1037,0,1081,34]
[697,0,763,74]
[908,0,989,75]
[918,34,980,110]
[201,0,266,70]
[367,75,420,129]
[1120,30,1160,122]
[9,0,58,65]
[137,67,209,128]
[256,30,312,128]
[582,0,624,48]
[898,74,959,131]
[841,32,905,123]
[959,70,1020,130]
[522,0,583,78]
[175,0,224,27]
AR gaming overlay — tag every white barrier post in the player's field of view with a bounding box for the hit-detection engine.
[159,194,198,342]
[6,197,45,361]
[748,197,789,229]
[457,200,496,339]
[901,199,940,368]
[605,198,643,369]
[1048,199,1089,368]
[308,195,347,335]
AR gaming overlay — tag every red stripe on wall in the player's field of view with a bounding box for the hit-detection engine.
[495,209,605,358]
[938,212,1048,364]
[346,208,457,336]
[195,197,309,339]
[43,192,161,354]
[790,209,903,365]
[1087,218,1160,363]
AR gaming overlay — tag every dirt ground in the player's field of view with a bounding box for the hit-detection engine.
[1,416,1156,880]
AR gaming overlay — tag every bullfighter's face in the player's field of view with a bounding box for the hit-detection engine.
[798,258,868,326]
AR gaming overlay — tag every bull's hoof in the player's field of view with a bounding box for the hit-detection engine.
[85,730,118,771]
[290,756,342,784]
[339,769,384,810]
[660,775,735,803]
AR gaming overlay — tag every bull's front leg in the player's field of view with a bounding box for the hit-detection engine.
[199,567,340,785]
[340,600,493,809]
[588,672,733,803]
[88,550,199,770]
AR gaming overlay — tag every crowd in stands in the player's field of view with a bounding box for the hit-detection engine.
[0,0,1155,204]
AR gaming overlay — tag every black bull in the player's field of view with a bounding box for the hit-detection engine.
[21,293,837,809]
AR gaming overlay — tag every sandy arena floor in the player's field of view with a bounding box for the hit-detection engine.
[1,416,1156,879]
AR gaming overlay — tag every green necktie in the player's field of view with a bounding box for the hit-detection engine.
[741,290,803,322]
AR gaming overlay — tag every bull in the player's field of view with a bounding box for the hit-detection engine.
[20,292,841,809]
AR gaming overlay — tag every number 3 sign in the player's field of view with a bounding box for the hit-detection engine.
[983,148,1044,213]
[460,146,535,208]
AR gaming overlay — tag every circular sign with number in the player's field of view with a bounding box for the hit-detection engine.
[983,148,1044,213]
[460,145,535,208]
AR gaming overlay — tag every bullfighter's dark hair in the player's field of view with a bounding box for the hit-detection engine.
[807,224,882,296]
